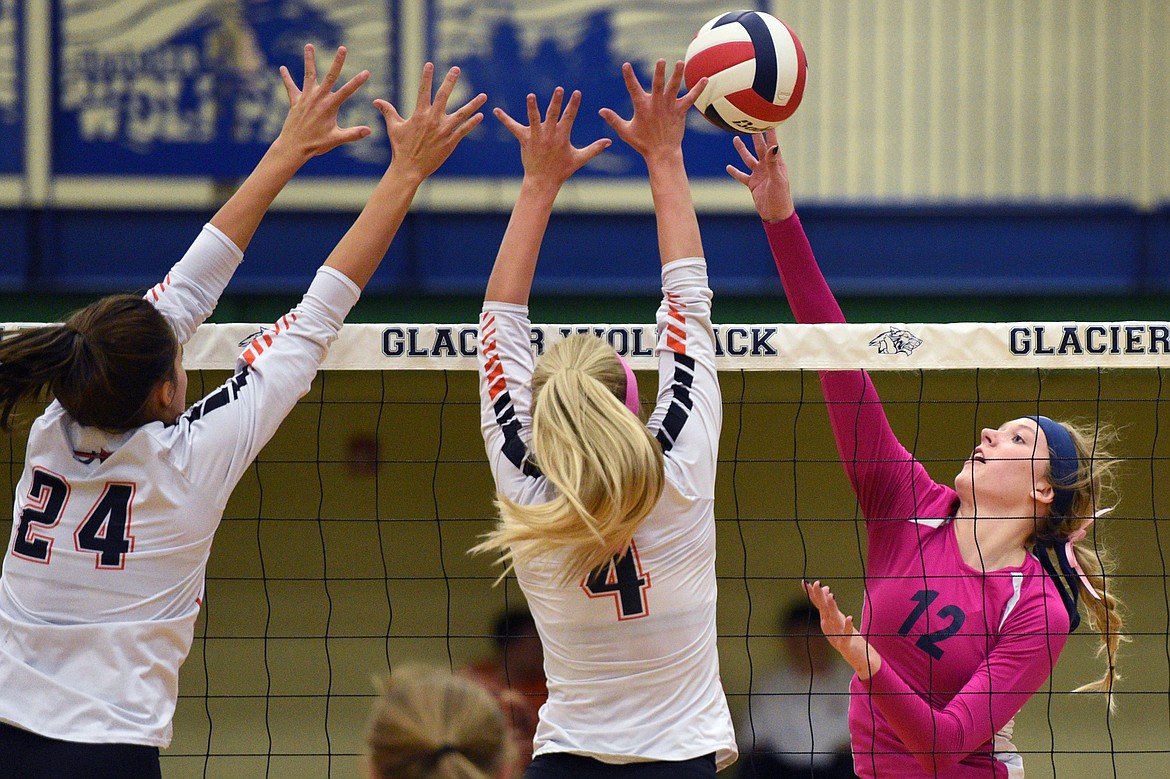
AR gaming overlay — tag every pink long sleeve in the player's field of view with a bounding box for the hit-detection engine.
[763,214,1069,778]
[762,215,956,523]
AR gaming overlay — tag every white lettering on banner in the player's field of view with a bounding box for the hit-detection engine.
[61,46,221,146]
[59,44,290,148]
[1009,325,1170,356]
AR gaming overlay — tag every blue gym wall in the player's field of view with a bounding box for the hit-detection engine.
[7,205,1170,299]
[2,1,1168,313]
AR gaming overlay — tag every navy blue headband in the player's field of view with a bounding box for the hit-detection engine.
[1026,415,1083,633]
[1024,415,1078,519]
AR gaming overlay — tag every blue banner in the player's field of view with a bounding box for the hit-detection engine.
[53,0,395,177]
[428,0,768,179]
[0,0,22,174]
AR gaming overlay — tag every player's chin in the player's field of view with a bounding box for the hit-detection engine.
[952,464,974,493]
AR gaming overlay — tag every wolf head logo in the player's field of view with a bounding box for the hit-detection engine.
[237,328,268,348]
[868,327,923,356]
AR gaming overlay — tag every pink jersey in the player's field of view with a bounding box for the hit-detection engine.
[764,215,1070,778]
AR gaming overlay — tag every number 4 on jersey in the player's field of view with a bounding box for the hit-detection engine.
[75,483,136,569]
[582,543,651,620]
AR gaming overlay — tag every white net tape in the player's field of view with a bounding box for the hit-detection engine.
[60,321,1170,371]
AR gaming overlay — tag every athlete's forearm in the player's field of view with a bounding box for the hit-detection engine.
[484,178,561,306]
[647,149,703,266]
[322,165,420,290]
[209,138,310,253]
[762,213,844,325]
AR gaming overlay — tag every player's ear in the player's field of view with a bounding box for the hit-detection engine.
[1032,476,1055,506]
[145,376,176,422]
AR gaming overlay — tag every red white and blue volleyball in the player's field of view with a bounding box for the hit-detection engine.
[684,10,807,133]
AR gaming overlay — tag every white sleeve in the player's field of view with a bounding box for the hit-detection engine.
[175,266,360,506]
[146,223,244,345]
[646,256,721,500]
[478,303,549,505]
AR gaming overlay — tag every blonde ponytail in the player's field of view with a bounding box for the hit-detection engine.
[1068,541,1126,705]
[475,334,664,583]
[1038,419,1128,709]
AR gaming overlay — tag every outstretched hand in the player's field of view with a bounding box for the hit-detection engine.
[803,580,881,680]
[726,129,794,223]
[495,88,611,187]
[375,63,488,184]
[277,44,372,159]
[599,60,705,161]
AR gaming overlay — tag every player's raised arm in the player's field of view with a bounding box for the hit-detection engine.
[196,64,487,497]
[600,60,705,266]
[210,44,372,251]
[152,44,372,344]
[324,64,486,290]
[483,88,611,305]
[601,60,719,495]
[725,129,841,323]
[727,131,941,521]
[476,87,610,511]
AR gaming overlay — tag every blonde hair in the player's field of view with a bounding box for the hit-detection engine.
[365,665,512,779]
[474,334,665,583]
[1033,419,1128,708]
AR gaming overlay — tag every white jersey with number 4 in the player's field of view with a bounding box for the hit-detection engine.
[0,224,360,747]
[479,257,736,771]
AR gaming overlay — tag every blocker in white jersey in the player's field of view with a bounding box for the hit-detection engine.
[1,228,359,747]
[480,261,734,770]
[474,63,736,778]
[0,48,487,778]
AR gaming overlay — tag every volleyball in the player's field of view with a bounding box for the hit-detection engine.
[683,10,807,133]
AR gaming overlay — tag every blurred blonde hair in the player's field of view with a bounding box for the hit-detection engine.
[1033,418,1128,708]
[474,334,664,583]
[365,664,512,779]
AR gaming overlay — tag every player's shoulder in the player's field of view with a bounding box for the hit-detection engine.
[23,401,86,461]
[130,420,200,482]
[30,399,68,430]
[869,513,950,539]
[999,562,1072,634]
[636,480,714,546]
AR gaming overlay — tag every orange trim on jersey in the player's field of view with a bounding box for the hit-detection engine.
[484,359,506,400]
[663,293,688,355]
[148,273,172,303]
[240,312,299,366]
[480,313,511,400]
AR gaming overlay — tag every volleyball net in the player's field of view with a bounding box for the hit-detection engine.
[2,320,1169,778]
